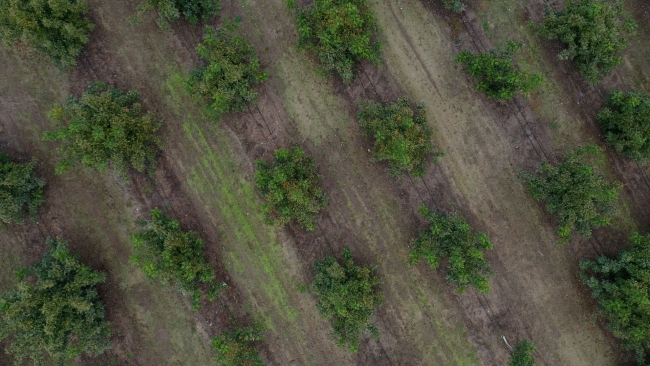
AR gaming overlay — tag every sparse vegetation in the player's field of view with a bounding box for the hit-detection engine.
[255,147,328,231]
[0,238,111,365]
[187,24,268,118]
[130,208,226,310]
[581,233,650,363]
[0,154,45,224]
[538,0,636,83]
[358,97,438,177]
[212,325,265,366]
[456,41,544,100]
[509,340,535,366]
[408,207,493,293]
[139,0,220,26]
[310,248,383,353]
[296,0,381,83]
[598,91,650,162]
[523,145,620,244]
[43,82,162,177]
[0,0,94,67]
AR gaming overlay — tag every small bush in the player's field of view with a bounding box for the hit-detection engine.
[538,0,636,83]
[139,0,220,26]
[0,238,111,365]
[212,325,264,366]
[43,82,162,177]
[0,0,94,67]
[408,207,493,293]
[598,91,650,162]
[255,147,328,231]
[358,97,438,177]
[310,248,383,353]
[0,154,45,224]
[296,0,381,83]
[456,41,544,100]
[523,145,620,244]
[581,233,650,362]
[509,340,535,366]
[188,25,268,118]
[440,0,466,13]
[130,208,226,310]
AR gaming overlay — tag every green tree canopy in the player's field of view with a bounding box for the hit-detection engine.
[439,0,466,13]
[408,207,493,293]
[212,325,264,366]
[255,147,328,231]
[456,41,544,100]
[187,25,268,118]
[358,97,438,177]
[581,233,650,363]
[538,0,636,83]
[296,0,381,83]
[43,82,162,177]
[509,340,535,366]
[0,238,111,366]
[598,91,650,162]
[0,154,45,224]
[523,145,620,244]
[130,208,225,310]
[310,248,383,353]
[0,0,94,67]
[139,0,220,26]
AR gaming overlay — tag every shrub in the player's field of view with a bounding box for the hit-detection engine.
[43,82,162,177]
[310,248,383,353]
[598,91,650,162]
[212,325,264,366]
[0,0,94,67]
[456,41,544,100]
[523,145,620,244]
[440,0,466,13]
[0,238,111,365]
[0,154,45,224]
[408,207,493,293]
[296,0,381,83]
[255,147,328,231]
[139,0,220,26]
[581,233,650,362]
[130,208,226,310]
[538,0,636,83]
[509,340,535,366]
[358,97,438,177]
[187,25,268,118]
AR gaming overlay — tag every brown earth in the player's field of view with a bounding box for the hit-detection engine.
[1,0,650,365]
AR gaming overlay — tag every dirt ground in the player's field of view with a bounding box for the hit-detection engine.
[1,0,650,365]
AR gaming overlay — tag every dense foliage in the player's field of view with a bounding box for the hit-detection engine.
[255,147,328,231]
[408,207,493,293]
[139,0,220,26]
[212,326,264,366]
[456,42,544,100]
[0,238,111,365]
[523,145,620,244]
[358,97,438,177]
[598,91,650,162]
[310,248,383,352]
[538,0,636,83]
[509,340,535,366]
[439,0,466,13]
[296,0,381,83]
[43,82,162,177]
[188,25,268,117]
[0,0,94,67]
[581,233,650,362]
[130,208,225,310]
[0,154,45,224]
